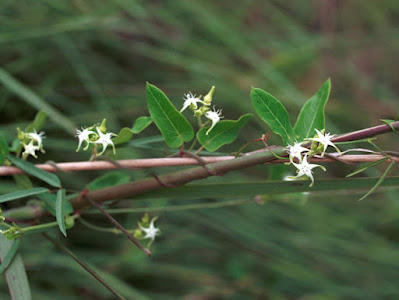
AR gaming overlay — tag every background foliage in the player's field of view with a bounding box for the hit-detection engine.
[0,1,398,299]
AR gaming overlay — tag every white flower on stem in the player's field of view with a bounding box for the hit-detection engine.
[95,127,115,156]
[287,154,326,187]
[287,142,309,163]
[76,127,96,151]
[307,129,341,157]
[205,106,223,135]
[22,140,40,158]
[28,130,45,148]
[140,219,160,242]
[180,92,205,112]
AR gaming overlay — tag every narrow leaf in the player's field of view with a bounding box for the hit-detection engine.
[0,235,32,300]
[358,161,395,201]
[0,187,48,203]
[294,79,331,140]
[346,158,388,178]
[87,171,130,191]
[7,155,61,188]
[197,114,252,152]
[0,239,20,274]
[250,88,295,145]
[24,111,47,133]
[380,119,397,132]
[132,116,153,134]
[113,127,134,145]
[56,189,68,237]
[146,83,194,148]
[0,136,9,165]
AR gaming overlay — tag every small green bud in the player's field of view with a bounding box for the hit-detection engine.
[203,86,215,105]
[98,119,107,133]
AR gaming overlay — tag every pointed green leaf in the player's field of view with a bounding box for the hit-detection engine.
[7,155,61,188]
[294,79,331,140]
[132,116,153,134]
[0,235,31,300]
[0,239,20,275]
[38,192,73,217]
[197,114,252,152]
[0,136,9,165]
[0,187,48,203]
[251,88,295,145]
[146,83,194,148]
[346,157,388,178]
[24,111,47,133]
[56,189,68,237]
[113,127,134,145]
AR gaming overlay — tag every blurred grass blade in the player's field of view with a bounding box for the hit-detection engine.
[56,189,68,237]
[251,87,295,145]
[146,83,194,148]
[0,67,76,134]
[0,239,20,275]
[0,235,32,300]
[7,155,61,188]
[346,158,388,178]
[358,161,395,201]
[0,135,9,165]
[294,79,331,140]
[0,187,48,203]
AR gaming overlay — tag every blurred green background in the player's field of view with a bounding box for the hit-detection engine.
[1,1,399,299]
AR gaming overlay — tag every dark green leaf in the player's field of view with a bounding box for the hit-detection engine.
[87,171,130,191]
[9,138,21,153]
[0,187,48,203]
[146,83,194,148]
[250,87,295,145]
[113,127,134,145]
[0,136,9,165]
[294,79,331,140]
[197,114,252,152]
[132,116,153,134]
[56,189,68,237]
[7,155,61,188]
[0,235,31,300]
[13,174,33,189]
[38,193,73,217]
[24,111,47,133]
[0,239,20,274]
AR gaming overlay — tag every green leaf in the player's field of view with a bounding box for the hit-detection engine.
[380,119,397,132]
[197,114,252,152]
[0,239,20,275]
[132,116,153,134]
[0,187,49,203]
[146,83,194,148]
[250,87,295,145]
[113,127,134,145]
[56,189,68,237]
[7,155,61,188]
[38,192,73,217]
[87,171,131,191]
[294,79,331,140]
[346,158,388,178]
[0,136,9,165]
[0,235,32,300]
[24,110,47,133]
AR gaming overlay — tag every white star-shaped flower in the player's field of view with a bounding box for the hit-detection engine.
[306,129,341,157]
[140,219,160,242]
[205,106,223,135]
[76,127,96,151]
[22,140,40,158]
[95,127,115,156]
[28,130,45,148]
[287,154,326,187]
[287,142,310,163]
[180,92,205,112]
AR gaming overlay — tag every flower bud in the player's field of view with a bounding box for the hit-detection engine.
[203,86,215,105]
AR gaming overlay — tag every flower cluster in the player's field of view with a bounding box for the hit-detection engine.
[180,86,224,135]
[75,119,116,156]
[134,214,161,246]
[286,129,340,186]
[18,129,46,159]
